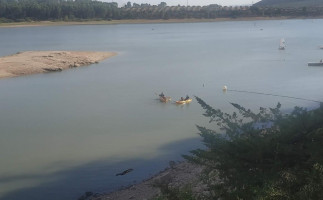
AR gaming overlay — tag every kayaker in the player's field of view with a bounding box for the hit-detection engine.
[185,95,190,100]
[159,92,165,97]
[180,97,184,101]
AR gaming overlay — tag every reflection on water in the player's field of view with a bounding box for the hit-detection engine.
[1,138,202,200]
[1,19,323,199]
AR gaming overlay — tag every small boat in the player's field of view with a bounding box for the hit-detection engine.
[175,98,192,104]
[160,96,171,102]
[308,62,323,66]
[279,38,286,50]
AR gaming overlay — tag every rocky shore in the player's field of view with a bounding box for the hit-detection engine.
[78,161,206,200]
[0,51,117,79]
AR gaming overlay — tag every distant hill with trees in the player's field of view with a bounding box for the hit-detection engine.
[254,0,323,7]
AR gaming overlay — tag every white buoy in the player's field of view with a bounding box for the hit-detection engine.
[223,85,227,91]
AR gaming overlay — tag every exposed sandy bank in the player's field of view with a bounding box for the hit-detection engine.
[0,51,117,79]
[0,16,314,28]
[88,162,206,200]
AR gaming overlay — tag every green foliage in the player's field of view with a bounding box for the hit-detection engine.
[0,0,322,22]
[0,0,118,21]
[184,96,323,199]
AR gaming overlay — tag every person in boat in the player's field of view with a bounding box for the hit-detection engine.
[159,92,165,98]
[185,95,190,100]
[159,92,168,102]
[180,97,184,101]
[320,59,322,63]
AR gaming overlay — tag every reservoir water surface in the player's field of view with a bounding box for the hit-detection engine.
[1,19,323,200]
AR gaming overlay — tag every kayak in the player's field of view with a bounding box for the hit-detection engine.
[175,98,192,104]
[308,62,323,66]
[160,96,171,102]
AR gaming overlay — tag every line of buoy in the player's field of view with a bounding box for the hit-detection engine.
[226,89,322,103]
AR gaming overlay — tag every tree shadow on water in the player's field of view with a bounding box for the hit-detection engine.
[1,137,203,200]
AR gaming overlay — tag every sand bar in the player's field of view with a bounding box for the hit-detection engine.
[0,51,117,79]
[0,17,297,28]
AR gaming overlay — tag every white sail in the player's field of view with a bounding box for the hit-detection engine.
[279,38,285,50]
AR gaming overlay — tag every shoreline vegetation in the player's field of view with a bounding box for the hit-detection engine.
[1,16,323,28]
[1,0,323,28]
[0,51,117,79]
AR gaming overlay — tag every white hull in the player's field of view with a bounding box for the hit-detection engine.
[279,38,285,50]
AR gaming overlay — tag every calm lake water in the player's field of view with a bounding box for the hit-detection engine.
[1,19,323,200]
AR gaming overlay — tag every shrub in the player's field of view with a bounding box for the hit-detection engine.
[184,97,323,199]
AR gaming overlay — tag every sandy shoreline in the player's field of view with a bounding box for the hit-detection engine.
[0,51,117,79]
[0,16,316,28]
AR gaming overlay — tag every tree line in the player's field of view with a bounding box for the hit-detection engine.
[0,0,118,22]
[0,0,323,22]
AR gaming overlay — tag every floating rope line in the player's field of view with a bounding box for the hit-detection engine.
[227,89,323,103]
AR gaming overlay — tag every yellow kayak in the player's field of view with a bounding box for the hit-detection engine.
[160,96,171,103]
[175,98,192,104]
